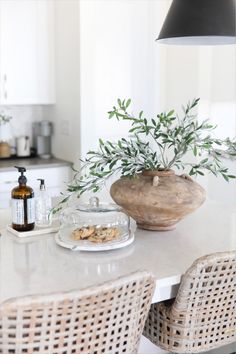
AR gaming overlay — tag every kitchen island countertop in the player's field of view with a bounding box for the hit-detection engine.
[1,199,236,304]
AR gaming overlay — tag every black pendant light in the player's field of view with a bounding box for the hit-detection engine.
[157,0,236,45]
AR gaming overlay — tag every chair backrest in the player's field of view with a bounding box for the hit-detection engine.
[0,271,154,354]
[172,251,236,346]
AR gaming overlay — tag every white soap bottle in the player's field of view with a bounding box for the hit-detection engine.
[35,178,52,228]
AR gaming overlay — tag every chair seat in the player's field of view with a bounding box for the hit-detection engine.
[143,251,236,353]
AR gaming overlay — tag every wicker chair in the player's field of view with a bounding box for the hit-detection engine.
[143,251,236,353]
[0,271,154,354]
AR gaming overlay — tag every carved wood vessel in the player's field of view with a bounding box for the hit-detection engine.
[110,170,206,231]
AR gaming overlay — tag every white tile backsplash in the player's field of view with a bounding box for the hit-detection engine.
[0,105,52,151]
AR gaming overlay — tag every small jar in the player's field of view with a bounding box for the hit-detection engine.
[0,141,11,158]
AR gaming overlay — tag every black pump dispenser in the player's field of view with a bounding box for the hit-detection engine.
[37,178,46,191]
[11,166,35,232]
[15,166,27,185]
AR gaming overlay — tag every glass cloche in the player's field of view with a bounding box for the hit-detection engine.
[56,197,133,251]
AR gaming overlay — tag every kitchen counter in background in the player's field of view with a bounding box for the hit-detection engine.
[0,157,73,208]
[0,157,72,172]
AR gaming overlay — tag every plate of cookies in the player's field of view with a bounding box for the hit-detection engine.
[56,197,134,251]
[55,224,134,251]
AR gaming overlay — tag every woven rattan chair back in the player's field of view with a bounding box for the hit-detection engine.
[0,271,154,354]
[144,251,236,353]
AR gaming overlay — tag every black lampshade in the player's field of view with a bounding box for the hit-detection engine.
[157,0,236,45]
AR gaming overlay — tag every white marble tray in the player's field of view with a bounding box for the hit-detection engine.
[7,222,60,238]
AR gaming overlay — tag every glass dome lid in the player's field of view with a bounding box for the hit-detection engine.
[58,197,131,249]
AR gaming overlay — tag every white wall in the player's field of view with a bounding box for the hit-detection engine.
[162,35,236,138]
[50,0,80,166]
[78,0,236,151]
[49,0,169,162]
[197,45,236,140]
[79,0,169,156]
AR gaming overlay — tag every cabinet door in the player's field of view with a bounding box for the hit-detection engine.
[0,166,71,208]
[0,0,55,104]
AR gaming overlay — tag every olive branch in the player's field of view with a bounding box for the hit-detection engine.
[54,98,236,213]
[0,113,12,125]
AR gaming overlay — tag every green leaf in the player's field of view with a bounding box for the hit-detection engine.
[189,169,195,176]
[222,174,229,182]
[167,109,175,117]
[109,160,117,169]
[60,195,71,204]
[125,98,131,108]
[129,126,140,133]
[104,146,110,154]
[200,158,208,164]
[151,119,156,126]
[107,141,115,148]
[108,111,115,119]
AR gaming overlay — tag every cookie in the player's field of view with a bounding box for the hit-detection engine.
[72,226,95,240]
[71,226,120,243]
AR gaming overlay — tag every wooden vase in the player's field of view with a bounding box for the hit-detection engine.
[110,170,206,231]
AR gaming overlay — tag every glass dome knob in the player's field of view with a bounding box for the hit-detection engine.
[89,196,99,209]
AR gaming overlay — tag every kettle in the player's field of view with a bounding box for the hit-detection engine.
[16,136,30,157]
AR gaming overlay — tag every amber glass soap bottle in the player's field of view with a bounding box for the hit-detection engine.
[11,166,35,232]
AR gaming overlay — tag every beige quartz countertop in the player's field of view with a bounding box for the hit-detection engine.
[0,157,72,172]
[1,199,236,304]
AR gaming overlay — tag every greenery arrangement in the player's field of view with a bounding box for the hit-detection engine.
[0,112,12,125]
[56,98,236,210]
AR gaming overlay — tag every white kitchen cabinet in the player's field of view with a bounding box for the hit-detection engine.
[0,166,71,209]
[0,0,55,105]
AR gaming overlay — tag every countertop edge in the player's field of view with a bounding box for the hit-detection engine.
[0,157,73,172]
